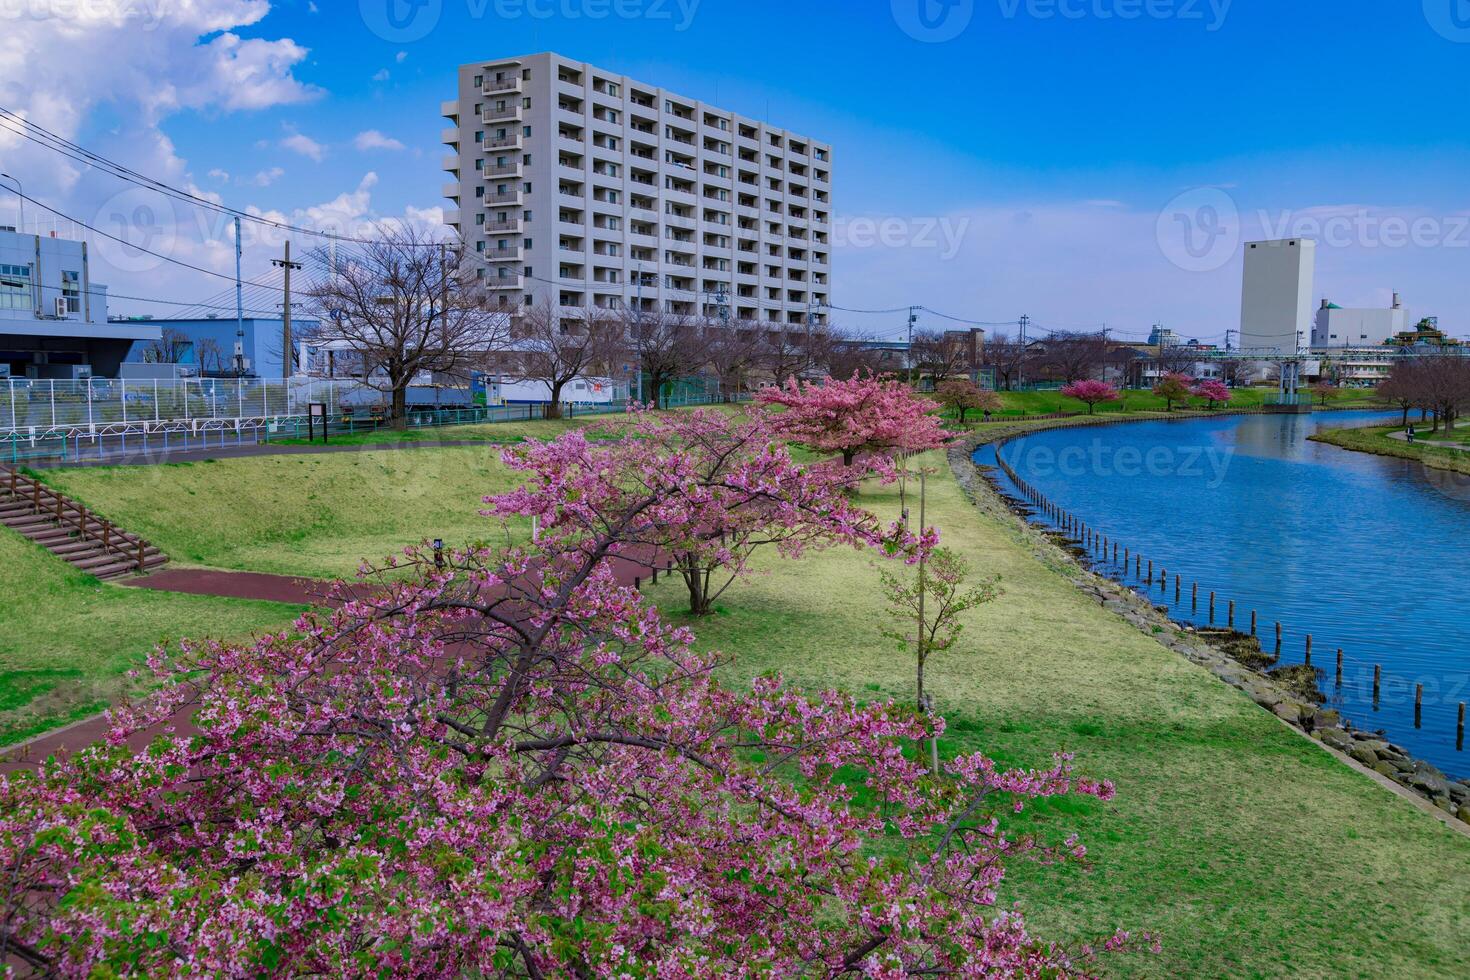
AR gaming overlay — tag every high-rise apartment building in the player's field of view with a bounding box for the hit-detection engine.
[441,52,830,326]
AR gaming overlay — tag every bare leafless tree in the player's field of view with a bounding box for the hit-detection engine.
[982,337,1030,391]
[1037,331,1110,383]
[140,327,191,365]
[820,326,887,380]
[704,321,764,401]
[1151,342,1203,378]
[620,310,714,409]
[509,303,626,418]
[194,337,226,375]
[757,323,814,386]
[910,330,971,385]
[306,226,509,426]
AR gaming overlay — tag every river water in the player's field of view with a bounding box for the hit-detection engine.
[979,410,1470,777]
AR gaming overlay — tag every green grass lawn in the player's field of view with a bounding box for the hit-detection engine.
[37,446,534,580]
[266,415,600,447]
[640,451,1470,977]
[1311,423,1470,477]
[0,530,303,746]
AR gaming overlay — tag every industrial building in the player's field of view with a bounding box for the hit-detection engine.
[0,226,159,379]
[1239,238,1316,355]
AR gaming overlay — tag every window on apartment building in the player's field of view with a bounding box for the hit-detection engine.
[475,131,484,143]
[521,68,530,80]
[0,263,31,311]
[523,238,533,248]
[523,125,532,137]
[474,75,483,88]
[475,187,485,198]
[476,214,486,225]
[476,241,486,252]
[475,159,484,171]
[524,266,533,277]
[523,153,532,165]
[522,97,531,109]
[524,210,533,221]
[522,182,532,193]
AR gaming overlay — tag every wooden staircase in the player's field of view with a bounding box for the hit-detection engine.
[0,467,168,580]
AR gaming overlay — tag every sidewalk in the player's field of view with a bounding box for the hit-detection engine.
[24,438,504,470]
[1387,430,1470,452]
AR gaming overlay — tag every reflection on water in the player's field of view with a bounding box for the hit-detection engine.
[981,410,1470,777]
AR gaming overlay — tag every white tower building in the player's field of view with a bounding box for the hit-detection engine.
[1239,238,1316,356]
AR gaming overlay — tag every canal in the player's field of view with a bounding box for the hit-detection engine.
[980,409,1470,777]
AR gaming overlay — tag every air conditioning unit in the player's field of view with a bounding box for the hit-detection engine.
[54,297,68,318]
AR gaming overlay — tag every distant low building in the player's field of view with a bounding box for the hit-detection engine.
[1311,293,1407,348]
[0,226,159,379]
[119,316,320,378]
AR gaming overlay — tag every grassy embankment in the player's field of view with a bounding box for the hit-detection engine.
[1311,423,1470,477]
[641,449,1470,977]
[0,533,302,745]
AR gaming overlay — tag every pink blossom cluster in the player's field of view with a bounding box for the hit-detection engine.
[756,373,951,467]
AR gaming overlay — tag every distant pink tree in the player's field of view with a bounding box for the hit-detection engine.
[757,373,950,466]
[1060,379,1121,415]
[1191,379,1232,409]
[1153,372,1194,412]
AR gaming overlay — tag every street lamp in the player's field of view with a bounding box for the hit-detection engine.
[0,173,22,232]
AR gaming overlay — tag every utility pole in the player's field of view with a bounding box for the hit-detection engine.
[1017,313,1029,389]
[272,240,302,379]
[233,216,245,376]
[907,305,919,378]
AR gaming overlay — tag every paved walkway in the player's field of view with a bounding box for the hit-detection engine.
[1386,430,1470,452]
[2,548,670,774]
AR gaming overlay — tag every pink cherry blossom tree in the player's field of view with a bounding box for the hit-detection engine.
[490,408,911,616]
[756,373,950,467]
[0,412,1150,975]
[1152,372,1193,412]
[1060,379,1121,415]
[1191,379,1232,409]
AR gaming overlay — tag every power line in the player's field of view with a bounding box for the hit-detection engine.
[0,108,445,248]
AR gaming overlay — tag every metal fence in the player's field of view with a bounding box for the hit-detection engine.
[0,378,357,433]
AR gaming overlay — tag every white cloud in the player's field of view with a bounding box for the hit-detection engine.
[395,51,408,63]
[372,68,390,82]
[207,168,230,181]
[248,167,285,187]
[353,130,405,152]
[280,132,326,161]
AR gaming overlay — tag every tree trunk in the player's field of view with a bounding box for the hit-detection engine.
[390,385,408,430]
[545,381,566,420]
[680,559,713,616]
[842,449,856,467]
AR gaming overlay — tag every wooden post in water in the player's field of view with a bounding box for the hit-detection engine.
[1227,599,1235,629]
[1147,559,1153,584]
[1250,610,1257,636]
[1459,702,1465,751]
[1336,649,1343,687]
[1373,665,1381,707]
[1305,634,1313,667]
[1135,554,1141,578]
[1275,622,1282,656]
[1175,575,1181,603]
[1192,582,1198,611]
[1209,591,1216,624]
[1415,684,1423,728]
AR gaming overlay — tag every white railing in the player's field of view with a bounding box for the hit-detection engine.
[0,377,363,435]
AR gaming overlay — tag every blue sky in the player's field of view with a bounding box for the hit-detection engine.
[3,0,1468,342]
